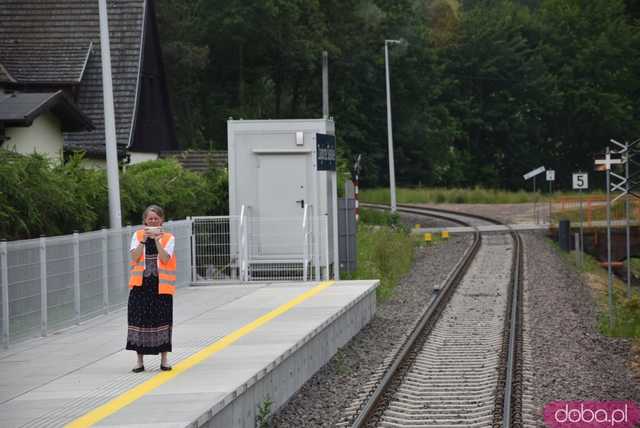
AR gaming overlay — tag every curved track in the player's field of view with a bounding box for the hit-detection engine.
[339,204,524,428]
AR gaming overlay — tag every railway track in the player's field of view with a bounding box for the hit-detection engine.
[338,204,524,428]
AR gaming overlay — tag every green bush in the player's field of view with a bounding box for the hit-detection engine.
[0,150,228,240]
[0,151,107,239]
[120,159,228,225]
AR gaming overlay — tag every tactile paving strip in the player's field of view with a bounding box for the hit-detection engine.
[19,287,272,427]
[22,332,228,428]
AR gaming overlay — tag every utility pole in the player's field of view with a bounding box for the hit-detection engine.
[98,0,122,229]
[322,51,329,119]
[385,40,401,212]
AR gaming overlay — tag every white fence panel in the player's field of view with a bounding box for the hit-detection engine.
[1,219,193,348]
[191,216,240,282]
[1,214,332,348]
[192,215,330,284]
[6,238,43,343]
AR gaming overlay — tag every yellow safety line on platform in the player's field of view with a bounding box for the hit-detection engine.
[66,280,336,428]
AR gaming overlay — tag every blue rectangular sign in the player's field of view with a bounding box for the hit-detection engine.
[316,133,336,171]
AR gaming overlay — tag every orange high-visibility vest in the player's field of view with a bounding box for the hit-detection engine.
[128,229,177,295]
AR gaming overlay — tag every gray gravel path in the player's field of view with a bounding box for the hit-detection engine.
[522,232,640,424]
[271,218,471,427]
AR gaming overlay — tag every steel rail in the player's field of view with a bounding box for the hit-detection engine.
[353,203,522,428]
[501,224,523,428]
[396,203,523,428]
[351,204,482,427]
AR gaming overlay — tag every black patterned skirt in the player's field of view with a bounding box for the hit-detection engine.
[126,275,173,355]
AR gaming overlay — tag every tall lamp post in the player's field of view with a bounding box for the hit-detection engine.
[98,0,122,229]
[385,39,401,212]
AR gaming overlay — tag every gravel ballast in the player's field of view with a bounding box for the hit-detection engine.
[522,232,640,423]
[271,219,471,427]
[272,206,640,427]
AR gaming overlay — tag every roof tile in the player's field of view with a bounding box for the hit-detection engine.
[0,0,146,155]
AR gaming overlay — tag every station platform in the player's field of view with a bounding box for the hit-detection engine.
[0,279,378,427]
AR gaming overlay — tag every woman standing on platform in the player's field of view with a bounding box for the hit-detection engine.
[126,205,176,372]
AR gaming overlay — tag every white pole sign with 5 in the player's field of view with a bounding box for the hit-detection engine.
[572,173,588,190]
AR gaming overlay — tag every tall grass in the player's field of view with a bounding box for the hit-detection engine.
[349,225,415,301]
[358,208,401,226]
[552,240,640,337]
[360,187,601,205]
[348,208,414,300]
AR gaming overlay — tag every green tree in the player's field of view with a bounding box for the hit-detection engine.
[197,0,330,146]
[153,0,640,189]
[438,1,547,187]
[156,0,210,148]
[536,0,640,185]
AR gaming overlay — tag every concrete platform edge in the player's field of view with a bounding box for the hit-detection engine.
[195,282,378,428]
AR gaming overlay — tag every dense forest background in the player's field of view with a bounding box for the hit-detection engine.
[156,0,640,189]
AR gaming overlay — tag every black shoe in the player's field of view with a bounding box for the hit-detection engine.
[160,365,172,371]
[132,365,145,373]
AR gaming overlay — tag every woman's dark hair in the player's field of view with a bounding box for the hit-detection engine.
[142,205,165,223]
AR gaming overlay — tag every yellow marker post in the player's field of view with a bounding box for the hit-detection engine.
[423,232,432,243]
[441,230,449,239]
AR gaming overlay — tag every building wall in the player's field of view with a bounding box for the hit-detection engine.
[4,113,64,161]
[128,151,158,165]
[72,151,158,170]
[79,158,107,169]
[227,119,336,265]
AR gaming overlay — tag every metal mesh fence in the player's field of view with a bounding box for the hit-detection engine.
[1,220,192,348]
[191,216,239,282]
[164,220,192,289]
[192,215,330,284]
[45,235,76,332]
[78,233,104,320]
[6,239,42,341]
[0,215,329,348]
[106,228,128,313]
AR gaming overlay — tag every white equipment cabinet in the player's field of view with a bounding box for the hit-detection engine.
[227,119,339,280]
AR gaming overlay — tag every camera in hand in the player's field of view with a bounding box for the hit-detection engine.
[144,226,163,236]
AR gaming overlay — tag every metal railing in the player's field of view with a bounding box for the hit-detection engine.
[0,220,192,349]
[190,215,241,282]
[192,211,330,284]
[303,204,311,281]
[1,213,331,348]
[240,206,249,281]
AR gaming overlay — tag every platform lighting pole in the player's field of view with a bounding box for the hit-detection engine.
[322,51,329,119]
[385,39,401,213]
[98,0,122,229]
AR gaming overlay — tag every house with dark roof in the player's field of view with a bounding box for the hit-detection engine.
[0,91,94,159]
[0,0,178,166]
